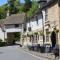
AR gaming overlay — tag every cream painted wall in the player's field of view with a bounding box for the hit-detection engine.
[5,28,22,33]
[5,24,22,33]
[0,28,4,41]
[0,24,23,42]
[26,14,43,31]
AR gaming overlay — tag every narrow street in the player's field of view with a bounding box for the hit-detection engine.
[0,45,49,60]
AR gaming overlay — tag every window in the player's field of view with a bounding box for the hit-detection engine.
[15,24,19,28]
[45,9,48,21]
[28,27,31,31]
[46,29,49,42]
[36,16,38,25]
[24,28,26,32]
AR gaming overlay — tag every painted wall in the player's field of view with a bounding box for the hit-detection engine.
[26,14,43,32]
[5,24,22,33]
[0,24,23,42]
[0,28,4,41]
[5,28,22,33]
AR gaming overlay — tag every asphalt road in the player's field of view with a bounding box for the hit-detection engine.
[0,45,48,60]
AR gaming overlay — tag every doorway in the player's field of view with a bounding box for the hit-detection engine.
[51,31,56,49]
[7,32,20,45]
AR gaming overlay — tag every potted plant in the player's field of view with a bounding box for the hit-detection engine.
[34,32,38,35]
[56,29,59,33]
[54,27,59,33]
[46,31,51,35]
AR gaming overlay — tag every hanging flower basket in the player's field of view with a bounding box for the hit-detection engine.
[46,31,51,35]
[54,27,59,33]
[27,33,31,37]
[34,32,38,35]
[40,31,44,36]
[56,30,59,33]
[27,32,33,37]
[22,35,26,38]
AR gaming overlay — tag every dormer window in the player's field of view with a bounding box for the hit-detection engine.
[15,24,19,28]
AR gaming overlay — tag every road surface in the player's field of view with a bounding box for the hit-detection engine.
[0,45,48,60]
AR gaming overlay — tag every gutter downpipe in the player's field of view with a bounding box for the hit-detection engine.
[42,10,45,46]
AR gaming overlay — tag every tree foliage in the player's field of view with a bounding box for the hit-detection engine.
[24,0,32,12]
[0,0,39,19]
[0,4,8,19]
[8,0,21,14]
[27,0,38,17]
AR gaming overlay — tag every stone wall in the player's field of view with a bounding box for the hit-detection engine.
[59,4,60,46]
[47,2,60,45]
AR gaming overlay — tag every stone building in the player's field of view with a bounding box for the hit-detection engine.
[43,0,60,49]
[21,0,60,50]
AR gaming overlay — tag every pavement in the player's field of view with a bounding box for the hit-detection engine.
[21,47,59,60]
[0,45,51,60]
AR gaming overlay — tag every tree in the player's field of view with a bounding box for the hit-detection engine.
[24,0,32,12]
[0,4,7,19]
[26,0,39,27]
[27,0,38,17]
[8,0,21,14]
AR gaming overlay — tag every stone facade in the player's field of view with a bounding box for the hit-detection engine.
[58,0,60,46]
[44,1,60,46]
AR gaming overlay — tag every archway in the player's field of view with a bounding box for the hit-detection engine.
[7,32,20,45]
[51,31,56,49]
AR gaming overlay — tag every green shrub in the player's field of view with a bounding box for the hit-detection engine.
[0,39,6,47]
[0,39,2,43]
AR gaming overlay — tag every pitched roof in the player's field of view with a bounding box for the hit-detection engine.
[4,13,25,25]
[31,0,58,15]
[41,0,58,9]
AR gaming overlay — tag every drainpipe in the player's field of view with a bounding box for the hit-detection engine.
[42,10,45,46]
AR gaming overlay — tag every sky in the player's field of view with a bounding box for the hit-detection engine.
[0,0,25,6]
